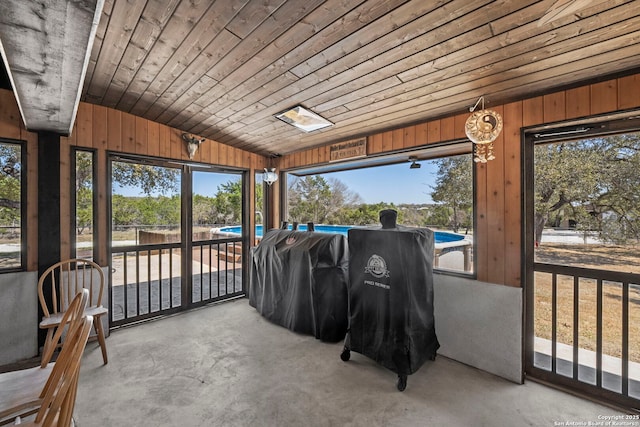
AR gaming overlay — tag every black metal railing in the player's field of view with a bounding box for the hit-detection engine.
[110,242,182,327]
[110,237,244,327]
[191,238,244,306]
[530,262,640,409]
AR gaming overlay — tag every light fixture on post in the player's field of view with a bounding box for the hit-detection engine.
[181,133,206,159]
[465,96,503,163]
[409,156,421,169]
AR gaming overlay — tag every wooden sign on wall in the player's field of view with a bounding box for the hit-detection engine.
[329,138,367,162]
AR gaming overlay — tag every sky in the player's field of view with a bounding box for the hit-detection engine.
[114,160,441,205]
[315,161,439,204]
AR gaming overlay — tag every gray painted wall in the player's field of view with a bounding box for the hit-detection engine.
[0,267,110,367]
[433,274,523,384]
[0,271,38,365]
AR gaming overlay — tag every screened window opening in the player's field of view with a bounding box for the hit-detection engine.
[284,148,474,274]
[0,140,24,270]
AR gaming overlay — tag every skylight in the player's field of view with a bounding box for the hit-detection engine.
[275,105,333,132]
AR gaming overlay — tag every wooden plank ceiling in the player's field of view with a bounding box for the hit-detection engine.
[6,0,640,156]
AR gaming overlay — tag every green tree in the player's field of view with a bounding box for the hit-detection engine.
[212,179,242,224]
[193,194,217,225]
[288,176,332,223]
[111,195,141,226]
[590,134,640,243]
[534,141,602,243]
[112,162,179,195]
[430,155,473,233]
[333,202,397,225]
[75,151,93,235]
[288,176,361,224]
[533,133,640,245]
[0,143,21,227]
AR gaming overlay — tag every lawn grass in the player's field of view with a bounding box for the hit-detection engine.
[535,243,640,362]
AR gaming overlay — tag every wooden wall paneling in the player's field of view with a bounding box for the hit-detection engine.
[0,89,21,139]
[63,119,77,147]
[369,133,383,154]
[522,97,543,127]
[502,101,523,287]
[107,108,122,152]
[246,151,255,170]
[24,130,38,271]
[92,105,108,151]
[382,131,393,152]
[121,112,136,154]
[147,121,160,157]
[321,145,330,163]
[427,120,441,143]
[271,175,281,229]
[169,128,182,159]
[440,116,455,141]
[475,160,489,282]
[565,86,591,119]
[484,106,506,285]
[75,103,93,148]
[278,154,287,170]
[235,146,244,167]
[208,139,219,164]
[392,128,404,151]
[415,122,428,145]
[403,126,416,148]
[305,148,313,166]
[158,125,170,158]
[232,147,245,168]
[311,147,319,164]
[59,136,71,261]
[590,79,617,115]
[543,92,566,123]
[134,116,147,155]
[218,142,228,166]
[617,74,640,110]
[453,113,468,140]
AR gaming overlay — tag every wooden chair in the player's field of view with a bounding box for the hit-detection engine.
[18,316,93,427]
[0,290,87,425]
[38,259,108,365]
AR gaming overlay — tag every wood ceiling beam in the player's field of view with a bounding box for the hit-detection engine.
[0,0,104,135]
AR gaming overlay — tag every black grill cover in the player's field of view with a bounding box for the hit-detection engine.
[249,229,349,342]
[347,225,439,375]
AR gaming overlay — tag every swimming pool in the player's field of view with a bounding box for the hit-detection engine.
[213,224,466,244]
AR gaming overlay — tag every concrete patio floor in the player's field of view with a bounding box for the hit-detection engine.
[72,298,627,426]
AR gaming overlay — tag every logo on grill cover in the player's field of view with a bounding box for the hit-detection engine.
[364,254,390,278]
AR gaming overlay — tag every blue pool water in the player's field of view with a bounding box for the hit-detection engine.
[217,225,465,244]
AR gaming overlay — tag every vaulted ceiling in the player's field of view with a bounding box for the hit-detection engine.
[2,0,640,157]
